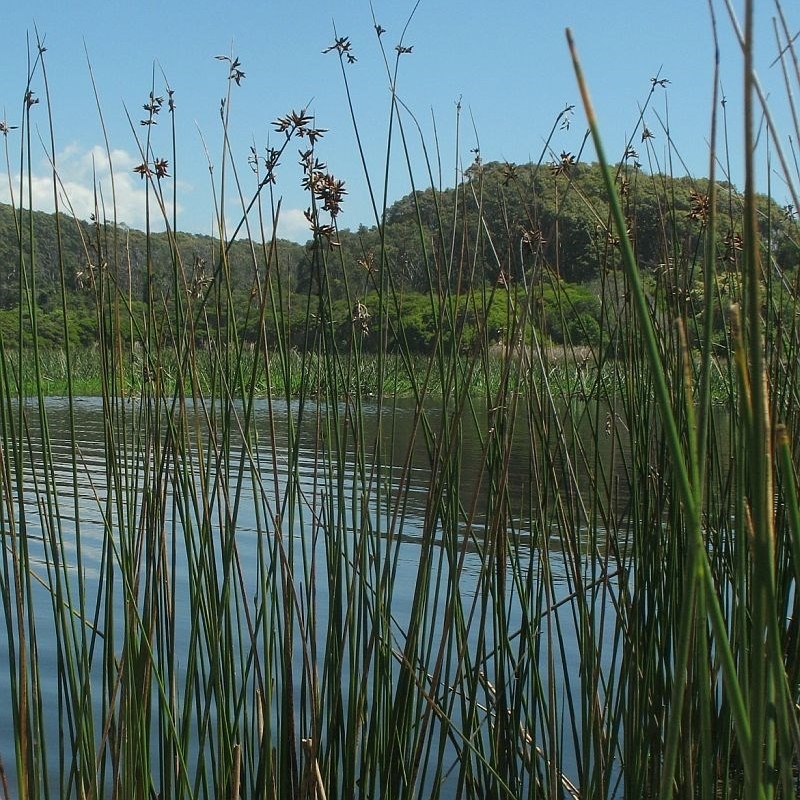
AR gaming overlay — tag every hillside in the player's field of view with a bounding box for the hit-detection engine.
[0,202,306,309]
[0,159,796,349]
[287,159,797,307]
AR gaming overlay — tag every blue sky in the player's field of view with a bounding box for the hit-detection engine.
[0,1,795,243]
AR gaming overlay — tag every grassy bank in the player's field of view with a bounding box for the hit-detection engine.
[1,343,702,405]
[1,2,800,799]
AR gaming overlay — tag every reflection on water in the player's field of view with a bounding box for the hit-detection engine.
[1,393,646,797]
[15,394,638,551]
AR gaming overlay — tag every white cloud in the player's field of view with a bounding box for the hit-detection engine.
[0,142,180,230]
[0,142,316,244]
[275,207,310,244]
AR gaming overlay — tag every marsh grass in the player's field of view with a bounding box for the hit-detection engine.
[0,347,597,401]
[1,2,800,799]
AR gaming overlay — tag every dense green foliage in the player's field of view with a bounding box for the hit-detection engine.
[2,159,797,356]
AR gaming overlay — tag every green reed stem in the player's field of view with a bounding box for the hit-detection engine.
[567,25,756,800]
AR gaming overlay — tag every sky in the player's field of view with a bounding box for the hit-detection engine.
[0,1,796,244]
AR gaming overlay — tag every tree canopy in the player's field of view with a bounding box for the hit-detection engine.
[0,158,796,352]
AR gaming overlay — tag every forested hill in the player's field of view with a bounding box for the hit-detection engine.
[0,203,306,310]
[0,159,796,343]
[292,158,797,299]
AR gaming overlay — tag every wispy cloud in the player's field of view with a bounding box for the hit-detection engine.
[0,142,179,229]
[275,207,310,244]
[0,141,313,244]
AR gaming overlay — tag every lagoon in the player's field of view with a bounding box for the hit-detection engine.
[0,392,635,799]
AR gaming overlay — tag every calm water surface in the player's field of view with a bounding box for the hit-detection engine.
[0,394,635,797]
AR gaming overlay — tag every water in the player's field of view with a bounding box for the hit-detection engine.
[0,394,628,799]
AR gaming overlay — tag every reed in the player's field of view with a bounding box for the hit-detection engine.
[0,2,799,799]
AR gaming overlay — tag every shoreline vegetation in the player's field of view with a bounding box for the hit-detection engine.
[2,343,727,403]
[2,2,800,798]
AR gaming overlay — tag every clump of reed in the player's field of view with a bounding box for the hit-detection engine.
[1,1,799,799]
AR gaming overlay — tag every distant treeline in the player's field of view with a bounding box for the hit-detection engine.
[0,159,795,353]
